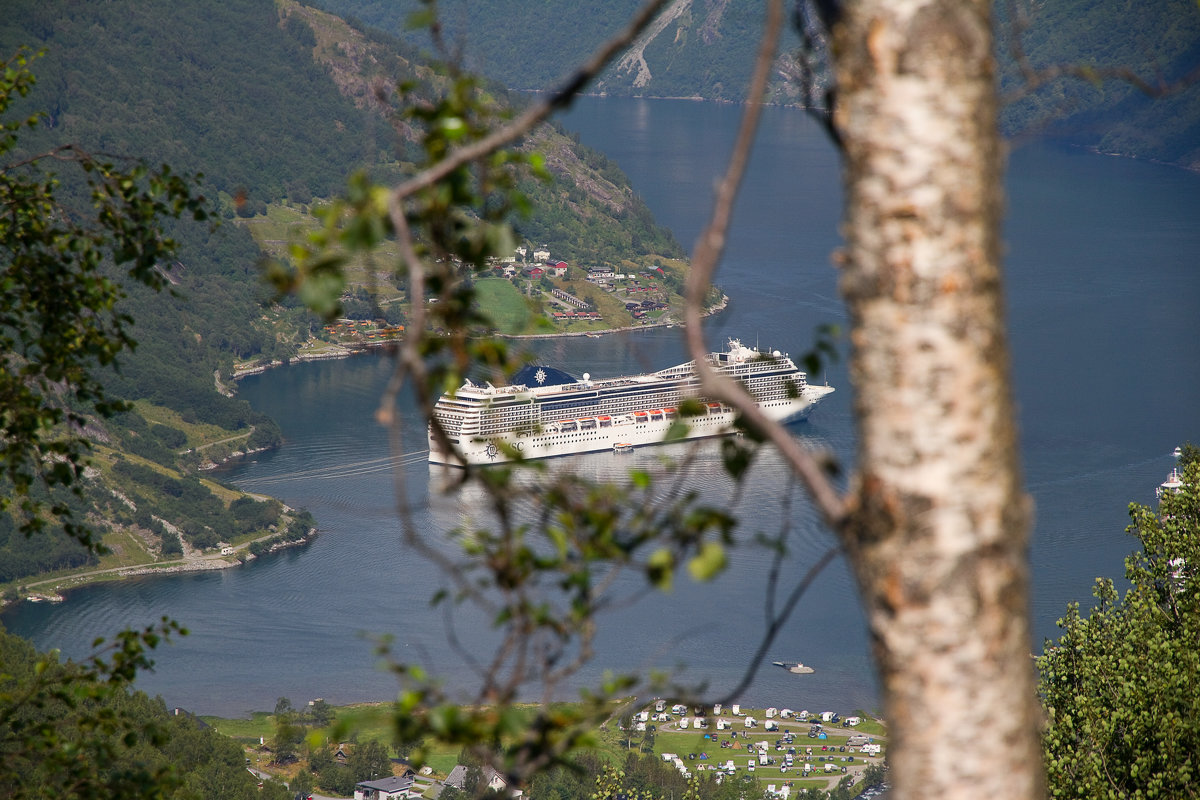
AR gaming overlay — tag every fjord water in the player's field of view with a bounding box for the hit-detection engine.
[6,98,1199,718]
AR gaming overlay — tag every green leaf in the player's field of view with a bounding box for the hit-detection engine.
[687,542,727,582]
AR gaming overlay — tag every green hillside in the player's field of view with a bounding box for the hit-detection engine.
[0,0,690,590]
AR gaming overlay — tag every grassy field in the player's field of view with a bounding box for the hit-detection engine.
[236,202,405,306]
[474,277,534,333]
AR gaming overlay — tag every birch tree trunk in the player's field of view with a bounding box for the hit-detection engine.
[829,2,1044,797]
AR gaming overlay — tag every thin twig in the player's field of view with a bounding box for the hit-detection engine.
[719,544,841,704]
[682,0,846,530]
[1000,0,1200,106]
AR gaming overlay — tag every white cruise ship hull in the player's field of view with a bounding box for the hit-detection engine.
[427,340,834,467]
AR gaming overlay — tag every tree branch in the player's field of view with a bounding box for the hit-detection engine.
[682,0,847,531]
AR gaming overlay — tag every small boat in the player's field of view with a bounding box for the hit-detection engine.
[613,442,634,453]
[773,661,815,675]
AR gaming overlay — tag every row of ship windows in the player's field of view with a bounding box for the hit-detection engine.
[471,385,798,430]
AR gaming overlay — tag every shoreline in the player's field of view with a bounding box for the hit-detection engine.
[231,295,731,379]
[2,527,318,609]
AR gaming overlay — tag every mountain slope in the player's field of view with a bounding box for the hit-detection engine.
[0,0,690,589]
[315,0,1200,170]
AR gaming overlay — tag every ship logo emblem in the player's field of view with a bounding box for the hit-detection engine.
[535,368,547,384]
[485,442,499,460]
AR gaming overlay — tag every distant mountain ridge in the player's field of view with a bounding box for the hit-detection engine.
[315,0,1200,170]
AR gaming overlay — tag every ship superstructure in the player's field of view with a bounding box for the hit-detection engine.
[428,339,833,465]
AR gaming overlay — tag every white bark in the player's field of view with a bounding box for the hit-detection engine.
[830,2,1043,797]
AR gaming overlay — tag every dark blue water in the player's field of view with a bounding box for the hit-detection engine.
[5,99,1198,719]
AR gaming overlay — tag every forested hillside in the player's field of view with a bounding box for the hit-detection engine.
[0,0,688,589]
[318,0,1200,170]
[0,626,294,799]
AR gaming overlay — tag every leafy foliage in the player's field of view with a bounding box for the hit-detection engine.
[1038,461,1200,798]
[0,621,293,800]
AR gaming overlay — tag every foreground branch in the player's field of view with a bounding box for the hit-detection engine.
[682,0,847,530]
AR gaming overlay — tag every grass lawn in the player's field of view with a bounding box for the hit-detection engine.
[475,277,533,333]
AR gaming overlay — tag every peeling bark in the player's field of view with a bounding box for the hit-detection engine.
[830,2,1043,797]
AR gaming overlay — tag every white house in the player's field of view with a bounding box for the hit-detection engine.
[533,248,550,261]
[444,765,513,796]
[354,775,414,800]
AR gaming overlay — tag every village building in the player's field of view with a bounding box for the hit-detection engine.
[353,775,414,800]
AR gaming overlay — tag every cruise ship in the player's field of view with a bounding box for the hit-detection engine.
[428,339,834,466]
